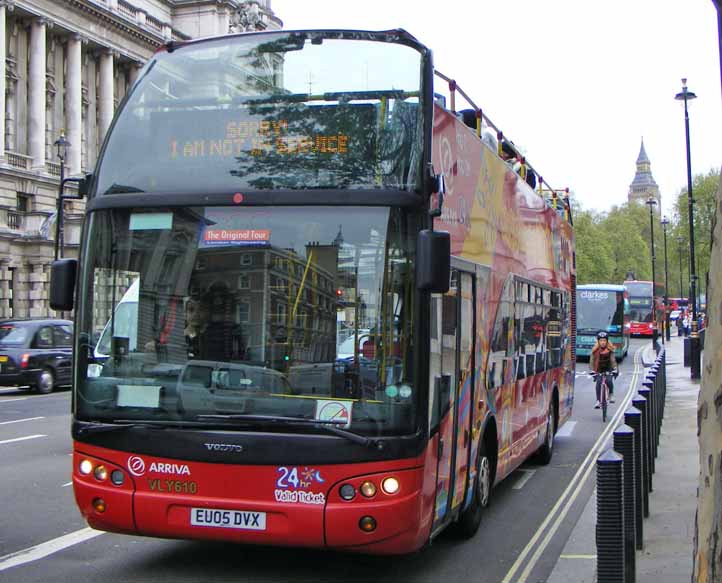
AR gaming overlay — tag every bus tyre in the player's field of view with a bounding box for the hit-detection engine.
[36,368,55,394]
[536,401,555,465]
[454,440,491,538]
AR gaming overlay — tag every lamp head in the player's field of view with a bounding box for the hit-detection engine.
[54,130,70,162]
[675,78,697,102]
[661,216,670,227]
[645,196,658,208]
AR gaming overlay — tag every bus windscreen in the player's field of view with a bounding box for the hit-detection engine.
[95,32,423,195]
[576,290,625,334]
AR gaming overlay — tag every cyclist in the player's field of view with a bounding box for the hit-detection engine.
[590,331,618,409]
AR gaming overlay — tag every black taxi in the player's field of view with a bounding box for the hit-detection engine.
[0,319,73,393]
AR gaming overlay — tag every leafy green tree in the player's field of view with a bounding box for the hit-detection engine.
[574,210,614,284]
[672,169,719,305]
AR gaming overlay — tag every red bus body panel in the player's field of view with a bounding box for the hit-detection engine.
[73,442,437,554]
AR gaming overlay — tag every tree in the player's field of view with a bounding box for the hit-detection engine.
[692,165,721,581]
[673,169,719,304]
[573,210,614,284]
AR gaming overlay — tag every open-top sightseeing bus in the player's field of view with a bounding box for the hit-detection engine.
[51,29,575,554]
[575,284,629,360]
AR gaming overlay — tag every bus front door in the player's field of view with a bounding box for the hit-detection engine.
[430,269,475,533]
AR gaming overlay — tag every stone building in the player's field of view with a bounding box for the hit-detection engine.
[627,138,661,211]
[0,0,281,319]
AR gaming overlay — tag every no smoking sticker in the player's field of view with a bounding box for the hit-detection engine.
[315,400,353,428]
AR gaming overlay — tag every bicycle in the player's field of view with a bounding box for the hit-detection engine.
[591,370,618,423]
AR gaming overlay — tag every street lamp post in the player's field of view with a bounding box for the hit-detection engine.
[645,196,659,351]
[53,131,70,261]
[675,78,700,379]
[661,216,671,341]
[677,235,685,298]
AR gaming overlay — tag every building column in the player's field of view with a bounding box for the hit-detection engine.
[28,18,47,169]
[98,49,114,143]
[0,3,6,160]
[128,62,143,89]
[66,34,82,175]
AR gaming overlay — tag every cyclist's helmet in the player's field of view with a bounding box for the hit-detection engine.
[597,331,609,340]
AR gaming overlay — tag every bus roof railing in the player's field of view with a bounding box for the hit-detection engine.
[433,70,572,225]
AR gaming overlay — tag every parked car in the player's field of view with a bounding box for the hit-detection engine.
[0,319,73,393]
[669,309,681,321]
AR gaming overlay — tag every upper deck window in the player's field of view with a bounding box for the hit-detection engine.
[95,32,424,195]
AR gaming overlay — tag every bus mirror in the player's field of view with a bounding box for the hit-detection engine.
[77,173,92,198]
[416,230,450,293]
[49,259,77,311]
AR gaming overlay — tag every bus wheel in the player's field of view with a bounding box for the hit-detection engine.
[536,401,556,465]
[454,440,492,538]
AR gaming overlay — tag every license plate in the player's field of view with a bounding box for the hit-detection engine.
[190,507,266,530]
[0,356,7,362]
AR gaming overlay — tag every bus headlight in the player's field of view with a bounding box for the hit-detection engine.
[339,484,356,501]
[93,465,108,481]
[360,481,377,498]
[79,459,93,475]
[382,477,400,495]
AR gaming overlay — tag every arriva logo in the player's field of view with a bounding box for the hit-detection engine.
[126,456,191,476]
[149,462,191,476]
[127,456,146,477]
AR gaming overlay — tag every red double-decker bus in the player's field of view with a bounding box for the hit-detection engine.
[623,280,664,336]
[51,29,575,554]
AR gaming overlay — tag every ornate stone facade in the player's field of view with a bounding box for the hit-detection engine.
[627,138,661,211]
[0,0,281,319]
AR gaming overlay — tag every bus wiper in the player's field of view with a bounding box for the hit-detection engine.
[76,419,194,436]
[194,414,379,448]
[104,183,145,194]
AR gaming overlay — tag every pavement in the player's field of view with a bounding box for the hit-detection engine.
[547,334,700,582]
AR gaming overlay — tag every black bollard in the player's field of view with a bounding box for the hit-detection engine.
[639,387,655,476]
[597,449,625,583]
[642,379,659,455]
[624,407,644,549]
[632,393,651,514]
[613,425,636,583]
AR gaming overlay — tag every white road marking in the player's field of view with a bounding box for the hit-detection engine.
[0,416,44,426]
[512,469,536,490]
[555,421,577,438]
[61,482,73,488]
[501,347,644,583]
[0,397,29,403]
[0,434,47,445]
[0,527,102,572]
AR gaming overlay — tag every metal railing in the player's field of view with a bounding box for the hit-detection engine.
[433,70,572,224]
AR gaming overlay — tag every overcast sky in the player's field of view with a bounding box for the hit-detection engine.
[272,0,721,217]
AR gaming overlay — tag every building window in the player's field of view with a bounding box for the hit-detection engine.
[17,194,31,213]
[240,254,252,266]
[276,303,287,324]
[239,274,250,289]
[237,301,250,323]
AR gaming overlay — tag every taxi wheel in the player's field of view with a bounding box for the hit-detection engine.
[36,368,55,394]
